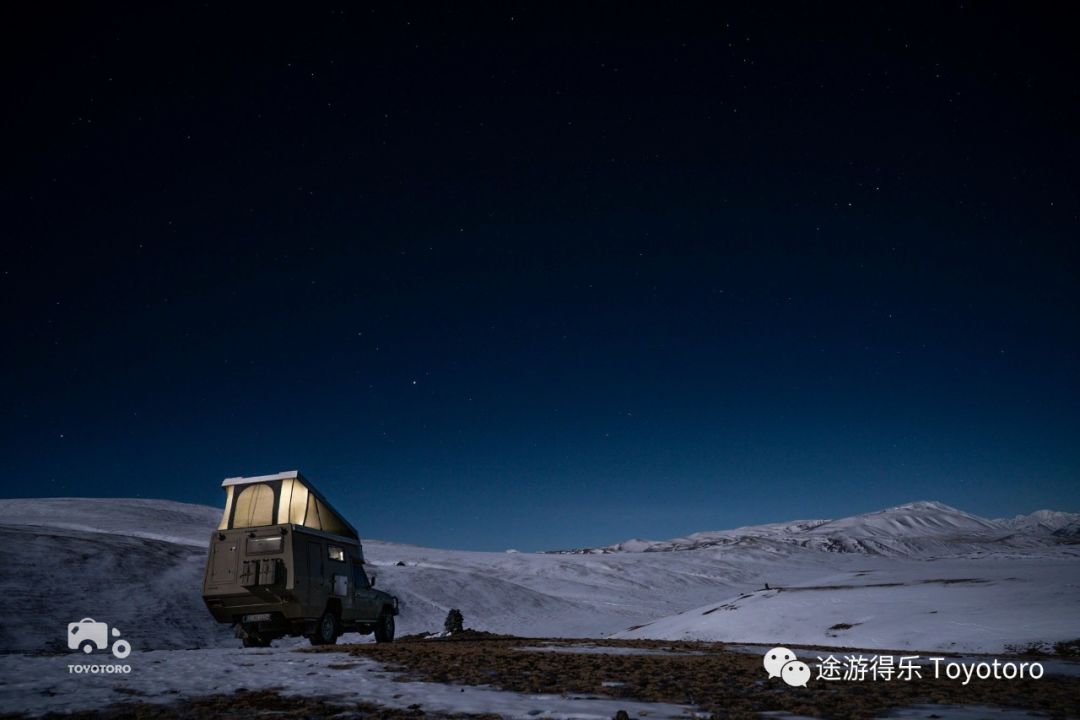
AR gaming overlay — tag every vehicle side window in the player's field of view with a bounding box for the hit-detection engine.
[327,545,345,562]
[353,563,370,590]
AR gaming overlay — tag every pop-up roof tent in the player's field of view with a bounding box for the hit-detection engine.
[217,470,359,541]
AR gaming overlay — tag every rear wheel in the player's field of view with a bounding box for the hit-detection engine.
[309,611,340,646]
[373,610,395,644]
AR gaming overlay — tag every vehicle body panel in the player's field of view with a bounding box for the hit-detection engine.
[201,471,398,643]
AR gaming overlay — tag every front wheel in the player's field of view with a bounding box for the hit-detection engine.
[309,611,340,646]
[374,611,395,643]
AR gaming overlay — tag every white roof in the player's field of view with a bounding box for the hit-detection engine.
[222,470,300,487]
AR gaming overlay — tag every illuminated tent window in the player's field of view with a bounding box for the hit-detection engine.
[232,483,276,528]
[219,471,359,541]
[277,477,310,525]
[317,498,349,535]
[305,492,321,529]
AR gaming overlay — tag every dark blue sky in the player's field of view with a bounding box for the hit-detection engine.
[2,4,1077,550]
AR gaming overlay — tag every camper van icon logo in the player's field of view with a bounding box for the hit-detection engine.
[67,618,131,659]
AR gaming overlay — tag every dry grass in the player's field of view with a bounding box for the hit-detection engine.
[318,635,1080,720]
[0,689,499,720]
[6,635,1078,719]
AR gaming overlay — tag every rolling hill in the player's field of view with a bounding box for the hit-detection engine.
[0,497,1076,655]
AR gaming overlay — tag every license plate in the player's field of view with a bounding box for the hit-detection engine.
[243,613,271,623]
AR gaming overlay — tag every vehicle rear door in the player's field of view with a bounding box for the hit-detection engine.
[206,534,240,589]
[305,541,324,608]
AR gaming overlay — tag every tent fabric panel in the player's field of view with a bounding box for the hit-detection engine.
[232,483,276,528]
[217,485,235,530]
[316,497,349,536]
[287,479,310,525]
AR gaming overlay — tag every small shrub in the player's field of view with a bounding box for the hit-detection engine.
[1003,641,1052,656]
[444,608,464,634]
[1053,638,1080,658]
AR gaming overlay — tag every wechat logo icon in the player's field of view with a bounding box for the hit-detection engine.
[764,646,810,687]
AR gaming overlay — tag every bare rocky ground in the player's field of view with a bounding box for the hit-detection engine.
[0,691,497,720]
[4,634,1077,720]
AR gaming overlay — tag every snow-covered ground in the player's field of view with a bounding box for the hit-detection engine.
[0,498,1077,655]
[0,646,702,719]
[0,496,1077,717]
[5,645,1066,719]
[0,498,221,547]
[615,555,1080,653]
[0,497,842,652]
[606,502,1080,653]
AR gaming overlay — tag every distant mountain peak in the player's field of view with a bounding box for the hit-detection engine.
[883,500,961,513]
[581,499,1076,557]
[995,509,1080,534]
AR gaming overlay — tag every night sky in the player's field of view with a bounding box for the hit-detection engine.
[3,5,1077,551]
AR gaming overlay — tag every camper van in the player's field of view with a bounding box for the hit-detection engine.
[202,471,399,647]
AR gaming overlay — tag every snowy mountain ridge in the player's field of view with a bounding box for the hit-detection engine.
[557,500,1079,557]
[994,508,1080,535]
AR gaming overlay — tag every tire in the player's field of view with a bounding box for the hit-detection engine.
[309,611,339,646]
[373,610,395,644]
